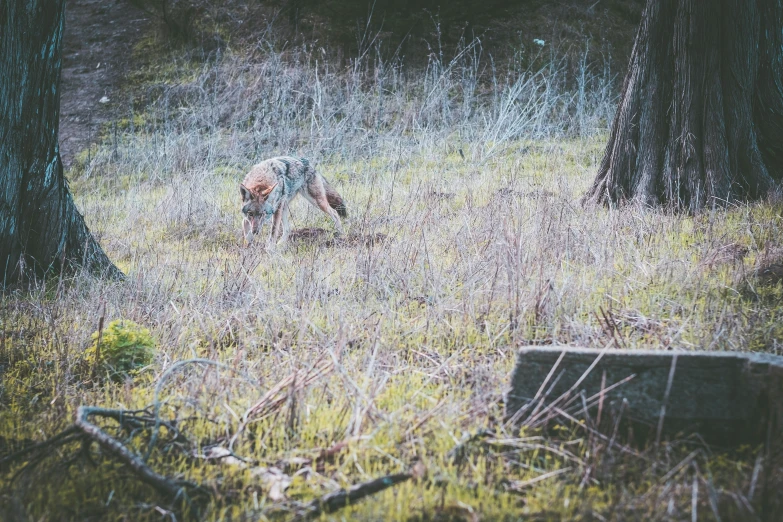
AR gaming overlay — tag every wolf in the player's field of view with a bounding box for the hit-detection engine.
[239,156,347,246]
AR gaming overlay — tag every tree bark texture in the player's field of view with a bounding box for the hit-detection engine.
[0,0,121,283]
[585,0,783,211]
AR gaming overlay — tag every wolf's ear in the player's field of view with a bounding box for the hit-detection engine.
[240,183,252,201]
[259,182,278,199]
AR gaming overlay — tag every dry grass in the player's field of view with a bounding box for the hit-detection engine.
[1,25,782,522]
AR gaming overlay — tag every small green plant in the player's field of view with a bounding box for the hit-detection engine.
[85,320,156,379]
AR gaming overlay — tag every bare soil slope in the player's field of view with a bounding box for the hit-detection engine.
[59,0,152,167]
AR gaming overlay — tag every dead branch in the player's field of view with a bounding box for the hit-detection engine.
[3,405,206,505]
[0,426,82,472]
[298,472,412,519]
[75,406,200,500]
[315,439,350,472]
[447,429,495,465]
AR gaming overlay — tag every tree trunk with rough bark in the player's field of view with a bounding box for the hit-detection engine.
[585,0,783,211]
[0,0,121,283]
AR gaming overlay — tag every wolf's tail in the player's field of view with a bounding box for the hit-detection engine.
[323,178,348,218]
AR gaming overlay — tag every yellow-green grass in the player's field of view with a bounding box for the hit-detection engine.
[2,134,779,520]
[3,30,782,519]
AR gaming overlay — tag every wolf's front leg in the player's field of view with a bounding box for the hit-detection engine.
[279,202,291,244]
[270,205,284,240]
[270,202,289,248]
[242,218,254,246]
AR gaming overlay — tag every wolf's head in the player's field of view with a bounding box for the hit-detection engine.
[240,182,277,244]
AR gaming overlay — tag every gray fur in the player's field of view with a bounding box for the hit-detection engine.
[240,156,346,246]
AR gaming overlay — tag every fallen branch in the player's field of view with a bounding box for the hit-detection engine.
[75,406,200,500]
[3,406,205,506]
[0,426,82,472]
[298,472,412,519]
[315,439,350,473]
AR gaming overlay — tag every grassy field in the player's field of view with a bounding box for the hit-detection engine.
[2,20,782,521]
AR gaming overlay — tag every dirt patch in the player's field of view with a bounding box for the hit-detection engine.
[757,263,783,286]
[699,242,749,270]
[288,228,388,247]
[59,0,153,168]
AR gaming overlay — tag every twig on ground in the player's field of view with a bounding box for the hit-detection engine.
[447,429,495,465]
[315,439,351,472]
[503,467,571,492]
[297,472,412,520]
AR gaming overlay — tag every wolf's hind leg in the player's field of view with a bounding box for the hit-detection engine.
[314,195,343,234]
[302,182,343,234]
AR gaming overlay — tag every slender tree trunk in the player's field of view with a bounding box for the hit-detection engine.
[0,0,121,283]
[585,0,783,211]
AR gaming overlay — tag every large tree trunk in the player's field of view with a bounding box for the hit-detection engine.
[0,0,121,283]
[585,0,783,211]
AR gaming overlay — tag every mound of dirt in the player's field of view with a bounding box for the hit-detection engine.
[757,263,783,286]
[288,228,388,247]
